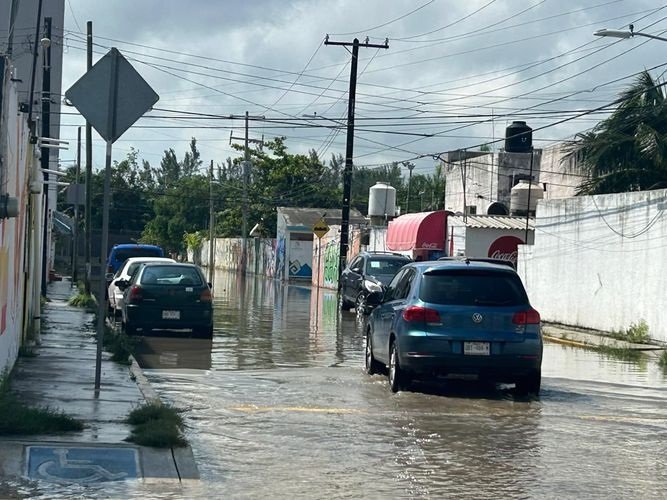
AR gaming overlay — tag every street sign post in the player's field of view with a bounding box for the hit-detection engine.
[313,218,329,240]
[312,217,329,291]
[65,48,159,392]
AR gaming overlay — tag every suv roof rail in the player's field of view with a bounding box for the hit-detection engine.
[364,251,410,257]
[437,256,515,269]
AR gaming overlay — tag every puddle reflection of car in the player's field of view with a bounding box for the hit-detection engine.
[340,252,411,315]
[365,260,542,395]
[117,262,213,338]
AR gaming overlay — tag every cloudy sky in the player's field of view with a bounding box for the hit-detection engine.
[57,0,667,176]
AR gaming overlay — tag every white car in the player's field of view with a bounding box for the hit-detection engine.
[107,256,176,315]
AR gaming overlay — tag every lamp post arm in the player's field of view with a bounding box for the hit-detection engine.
[634,32,667,43]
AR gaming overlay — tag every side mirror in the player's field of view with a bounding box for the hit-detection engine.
[366,288,385,306]
[105,273,114,281]
[207,282,213,289]
[116,280,130,291]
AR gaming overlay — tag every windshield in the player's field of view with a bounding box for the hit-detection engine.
[114,248,162,263]
[365,258,408,276]
[420,270,528,306]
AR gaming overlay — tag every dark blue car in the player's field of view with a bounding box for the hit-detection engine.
[365,260,542,395]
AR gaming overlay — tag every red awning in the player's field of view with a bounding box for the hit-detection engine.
[386,211,446,251]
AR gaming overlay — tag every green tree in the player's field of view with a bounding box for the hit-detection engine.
[566,70,667,194]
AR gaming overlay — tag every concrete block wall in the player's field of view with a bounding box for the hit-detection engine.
[518,189,667,342]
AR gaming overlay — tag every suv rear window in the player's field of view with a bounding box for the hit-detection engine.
[114,248,162,262]
[419,270,528,306]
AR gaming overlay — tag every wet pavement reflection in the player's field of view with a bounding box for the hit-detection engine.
[7,270,667,498]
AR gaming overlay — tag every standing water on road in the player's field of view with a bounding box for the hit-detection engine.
[8,271,665,499]
[135,271,667,499]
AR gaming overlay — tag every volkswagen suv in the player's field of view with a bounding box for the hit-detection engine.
[365,259,542,395]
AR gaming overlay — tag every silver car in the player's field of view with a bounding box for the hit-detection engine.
[107,256,175,315]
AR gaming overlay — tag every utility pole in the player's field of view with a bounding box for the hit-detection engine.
[84,20,93,294]
[72,126,81,285]
[403,161,415,214]
[208,160,215,284]
[525,148,534,242]
[324,35,388,287]
[230,112,263,275]
[40,16,52,297]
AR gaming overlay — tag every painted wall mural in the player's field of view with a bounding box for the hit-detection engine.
[288,238,313,279]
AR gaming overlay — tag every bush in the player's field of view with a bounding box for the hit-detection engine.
[659,351,667,368]
[102,326,137,365]
[625,320,650,344]
[125,402,187,448]
[609,320,650,344]
[0,372,83,435]
[68,292,97,309]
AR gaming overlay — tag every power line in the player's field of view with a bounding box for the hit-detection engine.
[329,0,436,36]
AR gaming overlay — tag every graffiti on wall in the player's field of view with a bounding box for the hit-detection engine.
[323,241,339,288]
[288,239,313,278]
[200,237,278,277]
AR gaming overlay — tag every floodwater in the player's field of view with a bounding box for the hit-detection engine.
[6,270,667,499]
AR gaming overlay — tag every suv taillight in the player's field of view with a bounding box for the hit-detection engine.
[402,306,441,323]
[512,309,541,325]
[199,288,212,303]
[128,285,143,304]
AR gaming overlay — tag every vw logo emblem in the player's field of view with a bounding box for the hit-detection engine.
[472,313,483,324]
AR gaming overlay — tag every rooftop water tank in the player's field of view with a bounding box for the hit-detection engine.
[505,121,532,153]
[368,182,396,224]
[368,182,396,217]
[510,180,543,216]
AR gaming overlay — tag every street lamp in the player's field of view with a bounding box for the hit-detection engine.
[594,26,667,43]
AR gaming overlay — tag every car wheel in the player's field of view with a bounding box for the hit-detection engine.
[388,340,408,393]
[355,293,368,316]
[515,370,541,396]
[365,329,383,375]
[193,325,214,338]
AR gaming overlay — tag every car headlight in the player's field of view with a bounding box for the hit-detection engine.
[363,279,383,293]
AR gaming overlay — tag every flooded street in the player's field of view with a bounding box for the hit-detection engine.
[6,271,666,499]
[136,271,667,499]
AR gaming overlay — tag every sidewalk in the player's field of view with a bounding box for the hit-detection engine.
[543,323,666,360]
[0,279,198,484]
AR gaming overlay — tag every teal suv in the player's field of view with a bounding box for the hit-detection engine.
[365,260,542,395]
[118,262,213,338]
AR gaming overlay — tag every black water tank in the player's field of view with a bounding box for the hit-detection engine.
[505,121,532,152]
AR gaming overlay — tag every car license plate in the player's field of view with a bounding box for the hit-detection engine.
[162,310,180,320]
[464,341,490,356]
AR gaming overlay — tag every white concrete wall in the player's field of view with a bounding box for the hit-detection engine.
[518,189,667,342]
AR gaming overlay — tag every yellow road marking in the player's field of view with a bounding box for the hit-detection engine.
[230,404,363,414]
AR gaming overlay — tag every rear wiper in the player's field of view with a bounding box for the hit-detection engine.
[473,299,512,305]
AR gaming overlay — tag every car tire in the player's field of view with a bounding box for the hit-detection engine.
[388,340,408,393]
[365,329,383,375]
[355,293,368,316]
[515,370,541,396]
[193,325,214,338]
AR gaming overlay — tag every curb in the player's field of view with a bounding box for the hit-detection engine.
[128,355,162,405]
[543,335,591,349]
